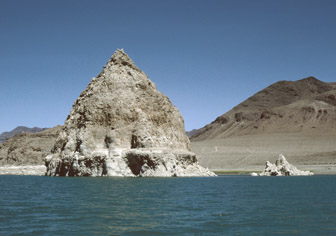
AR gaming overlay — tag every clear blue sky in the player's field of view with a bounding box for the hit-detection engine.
[1,0,336,133]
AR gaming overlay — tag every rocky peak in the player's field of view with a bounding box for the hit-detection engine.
[298,76,320,83]
[99,49,141,77]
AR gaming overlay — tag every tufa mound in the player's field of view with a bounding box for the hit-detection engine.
[45,49,215,177]
[256,154,314,176]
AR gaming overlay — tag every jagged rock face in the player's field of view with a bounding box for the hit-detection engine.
[46,49,215,177]
[258,154,314,176]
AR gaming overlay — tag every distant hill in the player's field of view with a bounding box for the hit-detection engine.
[186,129,198,137]
[191,77,336,141]
[0,126,48,143]
[189,77,336,171]
[0,126,62,165]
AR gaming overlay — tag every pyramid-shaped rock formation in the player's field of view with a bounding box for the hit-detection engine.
[45,49,215,177]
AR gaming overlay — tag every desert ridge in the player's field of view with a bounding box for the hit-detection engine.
[191,77,336,173]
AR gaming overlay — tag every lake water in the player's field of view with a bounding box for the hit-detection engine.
[0,175,335,236]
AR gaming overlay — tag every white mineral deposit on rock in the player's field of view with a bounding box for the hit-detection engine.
[257,154,314,176]
[45,49,215,177]
[0,165,46,176]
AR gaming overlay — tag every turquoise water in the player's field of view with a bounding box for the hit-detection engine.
[0,175,335,236]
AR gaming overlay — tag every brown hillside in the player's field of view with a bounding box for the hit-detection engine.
[0,126,62,165]
[190,77,336,173]
[191,77,336,141]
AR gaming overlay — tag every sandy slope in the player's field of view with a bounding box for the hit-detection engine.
[191,77,336,141]
[192,131,336,174]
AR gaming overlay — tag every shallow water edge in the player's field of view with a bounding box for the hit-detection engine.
[0,164,335,176]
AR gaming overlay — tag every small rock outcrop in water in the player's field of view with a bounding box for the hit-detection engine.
[45,49,215,177]
[257,154,314,176]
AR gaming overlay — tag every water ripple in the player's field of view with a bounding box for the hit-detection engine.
[0,175,335,235]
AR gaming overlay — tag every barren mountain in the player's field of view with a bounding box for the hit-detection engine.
[0,126,48,143]
[186,129,198,137]
[190,77,336,173]
[191,77,336,141]
[0,126,62,165]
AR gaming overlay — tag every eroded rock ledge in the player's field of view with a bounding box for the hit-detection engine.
[45,49,215,177]
[46,149,214,177]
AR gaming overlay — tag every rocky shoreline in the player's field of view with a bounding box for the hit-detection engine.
[0,165,46,176]
[1,164,335,176]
